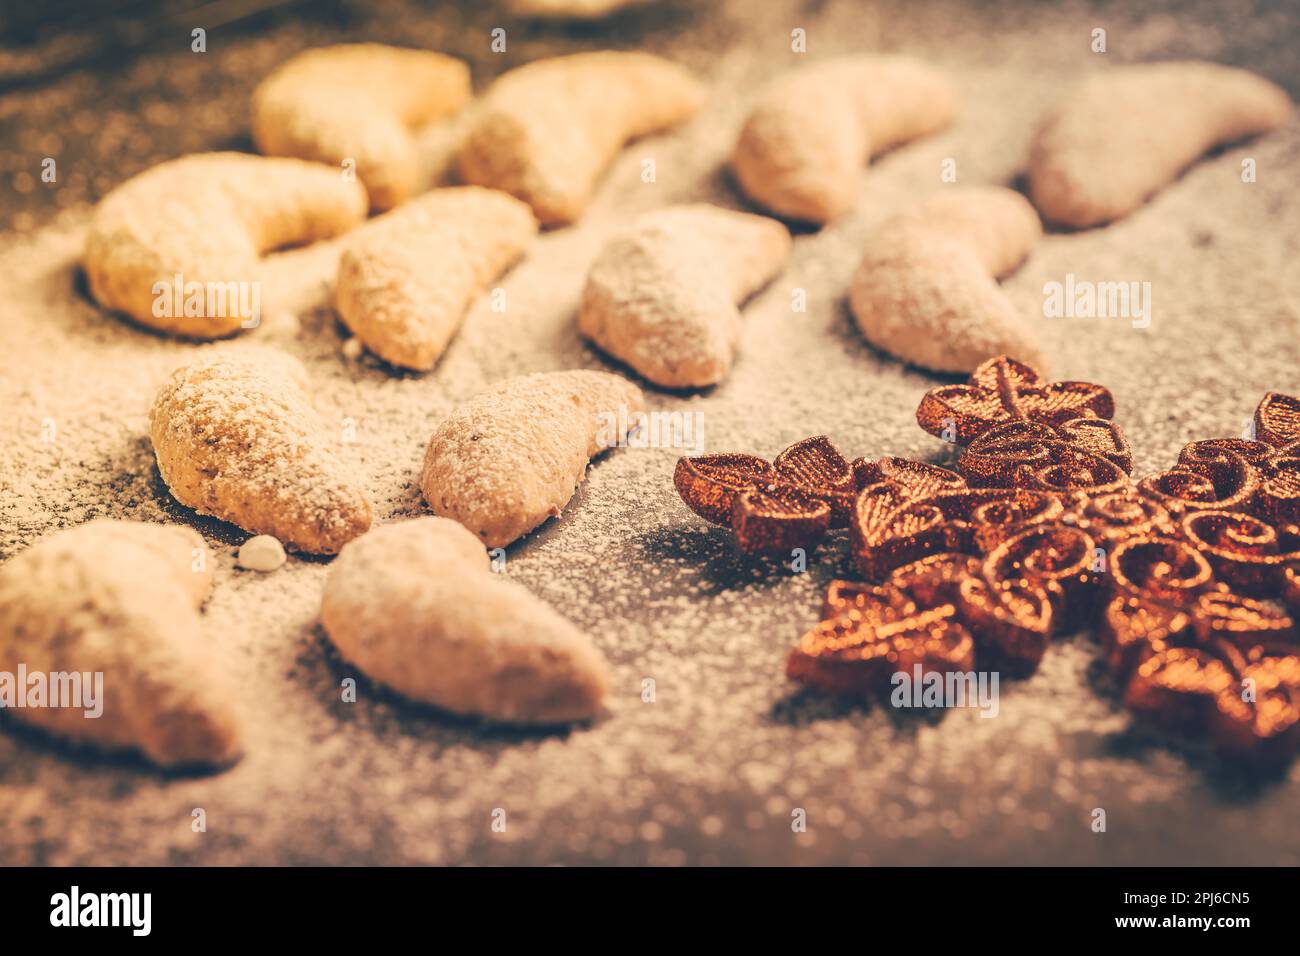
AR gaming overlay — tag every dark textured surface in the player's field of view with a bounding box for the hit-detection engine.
[1,0,1299,865]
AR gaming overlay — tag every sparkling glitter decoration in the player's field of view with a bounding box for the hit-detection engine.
[915,356,1117,443]
[673,435,872,552]
[673,355,1300,763]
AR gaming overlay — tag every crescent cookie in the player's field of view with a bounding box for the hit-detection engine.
[84,152,367,338]
[252,43,471,211]
[150,347,373,554]
[456,52,705,225]
[336,187,538,371]
[849,187,1045,374]
[1029,61,1292,227]
[0,520,241,769]
[421,370,645,547]
[321,518,609,724]
[579,204,791,388]
[732,55,958,223]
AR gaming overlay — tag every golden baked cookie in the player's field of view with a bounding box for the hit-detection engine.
[321,517,609,724]
[579,204,791,388]
[849,187,1045,374]
[0,520,241,769]
[336,187,538,371]
[149,347,373,554]
[732,55,957,223]
[421,370,645,547]
[1029,62,1292,228]
[252,43,471,211]
[84,152,367,338]
[456,51,704,225]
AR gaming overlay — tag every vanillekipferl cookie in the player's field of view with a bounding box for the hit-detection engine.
[579,203,791,389]
[1028,61,1292,228]
[84,152,367,338]
[335,187,538,371]
[731,55,958,223]
[252,43,471,211]
[421,370,645,547]
[0,520,242,769]
[321,517,609,724]
[849,186,1045,374]
[149,347,372,555]
[456,51,705,225]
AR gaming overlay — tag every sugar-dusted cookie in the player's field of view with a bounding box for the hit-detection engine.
[321,518,609,723]
[849,187,1045,374]
[336,187,538,371]
[0,520,241,768]
[252,43,471,211]
[421,370,645,546]
[150,347,372,554]
[1029,62,1292,228]
[456,52,704,225]
[732,56,958,223]
[579,204,791,388]
[85,152,367,337]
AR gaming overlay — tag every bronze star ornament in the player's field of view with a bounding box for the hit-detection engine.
[671,355,1300,764]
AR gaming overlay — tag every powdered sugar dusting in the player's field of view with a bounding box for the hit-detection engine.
[149,346,372,554]
[1,0,1299,866]
[422,369,645,547]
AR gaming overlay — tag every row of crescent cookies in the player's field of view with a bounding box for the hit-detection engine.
[84,47,1293,377]
[1,47,1290,771]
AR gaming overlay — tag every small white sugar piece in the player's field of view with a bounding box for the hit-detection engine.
[341,337,364,360]
[237,534,287,572]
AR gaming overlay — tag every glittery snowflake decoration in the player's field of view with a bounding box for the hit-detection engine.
[673,356,1300,764]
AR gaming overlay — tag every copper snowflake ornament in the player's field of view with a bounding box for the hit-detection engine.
[672,354,1300,764]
